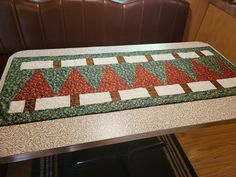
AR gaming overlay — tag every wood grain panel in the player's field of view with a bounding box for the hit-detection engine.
[183,0,210,41]
[211,0,236,18]
[177,123,236,177]
[196,4,236,64]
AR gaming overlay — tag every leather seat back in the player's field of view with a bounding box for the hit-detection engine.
[0,0,189,54]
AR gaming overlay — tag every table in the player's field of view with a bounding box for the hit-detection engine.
[0,42,236,164]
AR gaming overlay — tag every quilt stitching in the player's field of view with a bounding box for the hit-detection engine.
[1,46,236,126]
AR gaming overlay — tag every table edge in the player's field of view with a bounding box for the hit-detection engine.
[0,118,235,164]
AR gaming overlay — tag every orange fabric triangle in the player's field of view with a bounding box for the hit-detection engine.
[165,61,195,85]
[134,64,163,88]
[216,58,236,78]
[14,69,54,100]
[97,65,131,92]
[192,60,222,81]
[58,68,94,96]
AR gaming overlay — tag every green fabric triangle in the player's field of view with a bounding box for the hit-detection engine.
[197,57,223,76]
[42,68,72,95]
[141,61,166,84]
[110,64,136,87]
[170,59,197,80]
[5,70,34,101]
[78,65,105,91]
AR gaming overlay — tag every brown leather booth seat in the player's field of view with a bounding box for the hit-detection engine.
[0,0,189,55]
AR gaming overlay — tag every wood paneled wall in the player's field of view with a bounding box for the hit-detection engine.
[196,4,236,63]
[183,0,210,41]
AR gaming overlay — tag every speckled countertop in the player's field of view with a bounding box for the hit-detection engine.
[0,42,235,163]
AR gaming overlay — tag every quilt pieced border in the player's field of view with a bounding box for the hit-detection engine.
[0,46,236,126]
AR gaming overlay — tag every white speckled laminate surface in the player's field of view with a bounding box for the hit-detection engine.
[0,42,235,163]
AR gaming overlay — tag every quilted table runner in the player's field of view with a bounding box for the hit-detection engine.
[1,45,236,126]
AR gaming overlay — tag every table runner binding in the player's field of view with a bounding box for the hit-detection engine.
[0,46,236,126]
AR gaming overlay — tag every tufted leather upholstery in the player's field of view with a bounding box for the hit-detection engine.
[0,0,189,55]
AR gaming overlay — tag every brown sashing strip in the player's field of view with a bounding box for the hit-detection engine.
[117,56,126,64]
[180,84,192,93]
[195,50,205,57]
[110,91,121,102]
[211,80,224,89]
[146,87,158,97]
[86,58,94,66]
[214,56,223,64]
[145,55,154,62]
[24,99,36,112]
[215,56,221,60]
[70,94,80,106]
[172,53,181,59]
[53,60,61,68]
